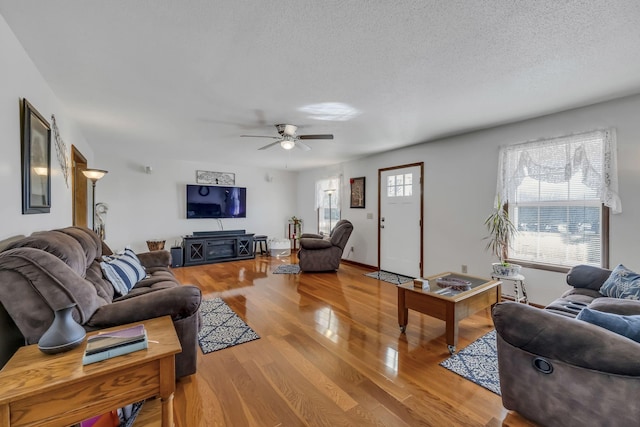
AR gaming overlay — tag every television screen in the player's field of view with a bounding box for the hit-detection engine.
[186,185,247,219]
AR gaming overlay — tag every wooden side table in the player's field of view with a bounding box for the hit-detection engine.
[0,316,181,427]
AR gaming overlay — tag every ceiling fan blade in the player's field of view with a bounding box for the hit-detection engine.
[240,135,280,139]
[258,141,281,150]
[298,134,334,140]
[295,141,311,151]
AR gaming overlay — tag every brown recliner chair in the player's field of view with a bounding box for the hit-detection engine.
[297,220,353,272]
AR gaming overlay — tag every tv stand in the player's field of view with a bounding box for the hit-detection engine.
[183,231,254,266]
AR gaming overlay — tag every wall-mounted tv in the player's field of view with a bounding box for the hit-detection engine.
[186,185,247,219]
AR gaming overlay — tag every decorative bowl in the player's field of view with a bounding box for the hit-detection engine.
[436,277,472,291]
[492,262,522,277]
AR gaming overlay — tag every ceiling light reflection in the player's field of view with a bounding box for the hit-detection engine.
[384,347,399,374]
[299,102,361,121]
[315,307,339,343]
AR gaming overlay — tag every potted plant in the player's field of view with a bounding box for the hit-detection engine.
[484,197,521,277]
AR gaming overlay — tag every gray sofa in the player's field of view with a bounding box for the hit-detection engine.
[492,265,640,427]
[0,226,201,378]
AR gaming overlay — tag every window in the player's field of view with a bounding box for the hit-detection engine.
[496,129,620,270]
[316,177,341,235]
[387,173,413,197]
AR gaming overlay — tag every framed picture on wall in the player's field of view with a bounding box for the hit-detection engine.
[21,99,51,214]
[350,177,365,208]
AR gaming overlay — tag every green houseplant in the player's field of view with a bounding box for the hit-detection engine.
[484,197,521,276]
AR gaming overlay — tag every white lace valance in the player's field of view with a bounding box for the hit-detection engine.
[496,128,621,213]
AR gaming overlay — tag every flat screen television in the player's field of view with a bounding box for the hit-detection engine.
[186,185,247,219]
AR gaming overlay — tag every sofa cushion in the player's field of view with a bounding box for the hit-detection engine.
[599,264,640,300]
[576,307,640,343]
[100,249,146,295]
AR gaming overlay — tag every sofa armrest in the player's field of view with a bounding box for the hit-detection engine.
[493,302,640,376]
[299,233,323,239]
[86,285,201,328]
[137,250,171,268]
[566,264,612,291]
[299,238,333,250]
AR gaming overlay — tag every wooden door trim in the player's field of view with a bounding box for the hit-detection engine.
[377,162,424,278]
[71,145,88,227]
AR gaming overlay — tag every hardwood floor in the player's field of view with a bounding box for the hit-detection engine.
[153,254,537,426]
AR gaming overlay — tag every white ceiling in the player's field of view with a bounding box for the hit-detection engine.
[2,1,640,171]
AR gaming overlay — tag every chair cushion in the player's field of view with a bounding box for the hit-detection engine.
[599,264,640,300]
[576,307,640,343]
[100,248,146,296]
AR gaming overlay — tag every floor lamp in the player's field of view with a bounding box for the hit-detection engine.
[82,169,108,233]
[324,189,335,233]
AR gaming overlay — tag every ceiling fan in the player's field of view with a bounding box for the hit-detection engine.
[240,124,333,151]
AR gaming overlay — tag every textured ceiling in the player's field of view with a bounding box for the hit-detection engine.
[2,0,640,171]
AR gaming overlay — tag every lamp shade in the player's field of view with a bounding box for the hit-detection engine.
[82,169,108,182]
[280,139,295,150]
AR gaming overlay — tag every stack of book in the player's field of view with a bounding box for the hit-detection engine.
[82,324,148,365]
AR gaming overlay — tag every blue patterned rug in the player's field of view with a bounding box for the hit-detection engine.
[198,298,260,354]
[273,264,301,274]
[364,270,414,285]
[439,330,500,395]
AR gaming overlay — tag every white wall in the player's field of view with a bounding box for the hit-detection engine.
[0,15,93,240]
[91,145,299,253]
[298,94,640,306]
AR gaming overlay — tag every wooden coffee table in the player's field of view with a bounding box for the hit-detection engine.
[0,316,181,427]
[398,272,501,354]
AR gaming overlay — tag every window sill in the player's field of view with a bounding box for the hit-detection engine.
[505,259,571,274]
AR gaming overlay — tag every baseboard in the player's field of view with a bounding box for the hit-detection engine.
[341,259,377,271]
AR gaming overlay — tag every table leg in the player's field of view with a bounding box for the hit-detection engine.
[445,304,458,353]
[398,288,408,333]
[161,393,174,427]
[159,356,176,427]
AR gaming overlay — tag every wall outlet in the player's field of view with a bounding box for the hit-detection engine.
[461,264,468,273]
[350,246,354,252]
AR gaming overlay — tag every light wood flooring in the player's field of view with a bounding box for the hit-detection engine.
[143,254,538,427]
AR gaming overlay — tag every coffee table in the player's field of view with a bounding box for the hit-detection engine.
[397,272,501,354]
[0,315,181,427]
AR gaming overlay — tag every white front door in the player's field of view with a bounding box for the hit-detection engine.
[379,164,423,278]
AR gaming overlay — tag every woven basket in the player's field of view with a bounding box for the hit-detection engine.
[146,240,166,251]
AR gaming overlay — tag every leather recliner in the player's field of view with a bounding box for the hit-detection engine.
[297,220,353,272]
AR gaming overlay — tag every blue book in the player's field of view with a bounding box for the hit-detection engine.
[82,329,148,365]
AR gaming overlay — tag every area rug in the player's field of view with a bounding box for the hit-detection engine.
[197,298,260,354]
[364,270,414,285]
[273,264,301,274]
[439,330,500,395]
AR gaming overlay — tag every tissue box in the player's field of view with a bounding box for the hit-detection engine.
[413,278,429,289]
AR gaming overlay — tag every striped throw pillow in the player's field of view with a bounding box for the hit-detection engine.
[100,248,146,295]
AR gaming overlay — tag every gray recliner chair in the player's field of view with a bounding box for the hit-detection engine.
[297,220,353,272]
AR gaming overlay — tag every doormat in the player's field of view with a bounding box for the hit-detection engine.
[439,330,500,395]
[273,264,301,274]
[364,270,414,285]
[198,298,260,354]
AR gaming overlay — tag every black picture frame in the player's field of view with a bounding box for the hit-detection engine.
[21,99,51,214]
[350,177,366,208]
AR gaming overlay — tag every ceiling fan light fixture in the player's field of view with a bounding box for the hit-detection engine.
[280,138,295,150]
